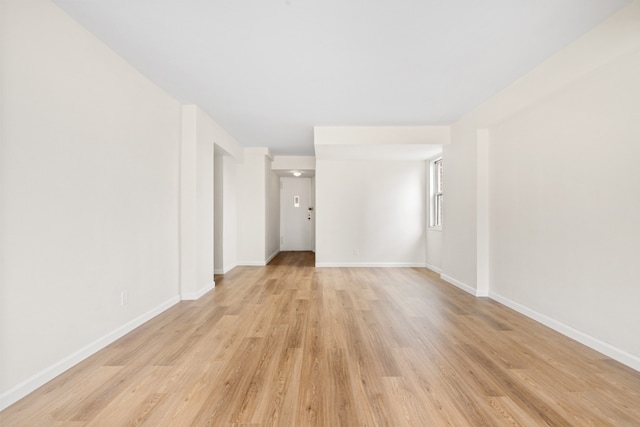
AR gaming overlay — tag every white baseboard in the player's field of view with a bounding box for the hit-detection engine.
[181,281,215,301]
[236,260,267,266]
[489,291,640,372]
[315,262,427,268]
[440,274,487,297]
[214,264,236,275]
[476,288,490,297]
[265,250,280,264]
[0,295,181,411]
[236,251,279,268]
[425,263,442,274]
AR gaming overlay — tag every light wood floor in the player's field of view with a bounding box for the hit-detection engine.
[2,251,640,426]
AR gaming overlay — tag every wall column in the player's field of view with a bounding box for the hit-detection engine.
[476,129,490,297]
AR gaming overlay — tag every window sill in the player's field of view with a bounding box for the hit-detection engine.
[428,227,443,232]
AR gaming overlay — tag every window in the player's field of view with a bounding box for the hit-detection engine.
[430,157,443,228]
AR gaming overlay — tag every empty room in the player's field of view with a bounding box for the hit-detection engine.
[1,0,639,425]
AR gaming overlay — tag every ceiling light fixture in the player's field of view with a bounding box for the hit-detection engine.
[292,171,302,177]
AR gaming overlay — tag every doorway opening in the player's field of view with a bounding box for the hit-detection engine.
[280,176,315,251]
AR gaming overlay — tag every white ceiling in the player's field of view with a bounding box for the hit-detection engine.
[53,0,629,156]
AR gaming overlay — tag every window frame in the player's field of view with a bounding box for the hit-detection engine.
[429,156,443,230]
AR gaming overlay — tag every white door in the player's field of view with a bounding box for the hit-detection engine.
[280,177,313,251]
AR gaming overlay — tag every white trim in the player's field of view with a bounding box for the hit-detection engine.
[440,274,488,297]
[236,251,283,267]
[265,250,280,264]
[425,263,442,274]
[0,295,181,411]
[476,288,490,297]
[315,262,427,268]
[181,281,215,301]
[236,260,267,266]
[214,264,236,275]
[489,291,640,372]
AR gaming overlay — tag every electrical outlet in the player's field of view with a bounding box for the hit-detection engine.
[121,290,129,306]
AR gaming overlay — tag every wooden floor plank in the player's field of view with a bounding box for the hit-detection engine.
[2,251,639,426]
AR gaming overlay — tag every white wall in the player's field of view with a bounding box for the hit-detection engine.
[214,154,224,272]
[265,157,280,262]
[315,126,450,146]
[190,105,243,278]
[236,147,278,265]
[214,153,239,274]
[426,229,443,273]
[180,105,215,299]
[197,109,244,162]
[196,137,214,292]
[222,155,238,272]
[180,106,199,298]
[183,105,244,283]
[442,1,640,369]
[271,156,316,172]
[315,159,426,267]
[313,126,445,268]
[1,0,182,407]
[490,46,640,365]
[440,123,479,291]
[236,148,268,265]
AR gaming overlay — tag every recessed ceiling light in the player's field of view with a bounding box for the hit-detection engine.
[292,171,302,177]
